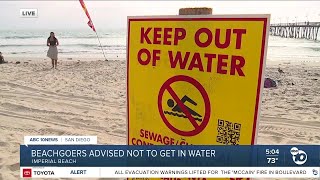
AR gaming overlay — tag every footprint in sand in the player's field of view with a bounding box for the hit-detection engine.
[268,135,284,144]
[110,124,117,130]
[112,128,126,135]
[0,141,8,147]
[8,162,20,172]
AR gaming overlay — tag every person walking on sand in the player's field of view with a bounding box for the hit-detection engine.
[47,32,59,69]
[0,52,8,64]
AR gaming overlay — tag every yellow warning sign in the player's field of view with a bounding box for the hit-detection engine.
[127,15,270,180]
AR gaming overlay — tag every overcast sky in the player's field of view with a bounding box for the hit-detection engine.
[0,1,319,30]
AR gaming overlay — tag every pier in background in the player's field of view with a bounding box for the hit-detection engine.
[270,22,320,40]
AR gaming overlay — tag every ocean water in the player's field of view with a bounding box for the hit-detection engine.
[0,29,319,62]
[0,29,126,59]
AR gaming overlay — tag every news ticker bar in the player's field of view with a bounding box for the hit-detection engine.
[20,145,320,167]
[20,167,320,178]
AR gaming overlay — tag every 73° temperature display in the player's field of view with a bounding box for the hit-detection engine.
[266,149,280,164]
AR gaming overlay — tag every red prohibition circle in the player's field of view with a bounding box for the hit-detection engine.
[158,75,211,137]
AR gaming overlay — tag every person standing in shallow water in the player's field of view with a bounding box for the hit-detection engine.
[47,32,59,69]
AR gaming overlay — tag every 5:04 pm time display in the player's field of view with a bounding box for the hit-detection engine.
[265,149,280,164]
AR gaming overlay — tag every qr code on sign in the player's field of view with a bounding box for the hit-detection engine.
[216,119,241,145]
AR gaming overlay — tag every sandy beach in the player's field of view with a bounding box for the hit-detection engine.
[0,57,319,180]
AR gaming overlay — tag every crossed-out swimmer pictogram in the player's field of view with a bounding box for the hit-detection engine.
[158,75,211,137]
[165,95,203,122]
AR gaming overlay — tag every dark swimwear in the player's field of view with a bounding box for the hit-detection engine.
[47,37,57,46]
